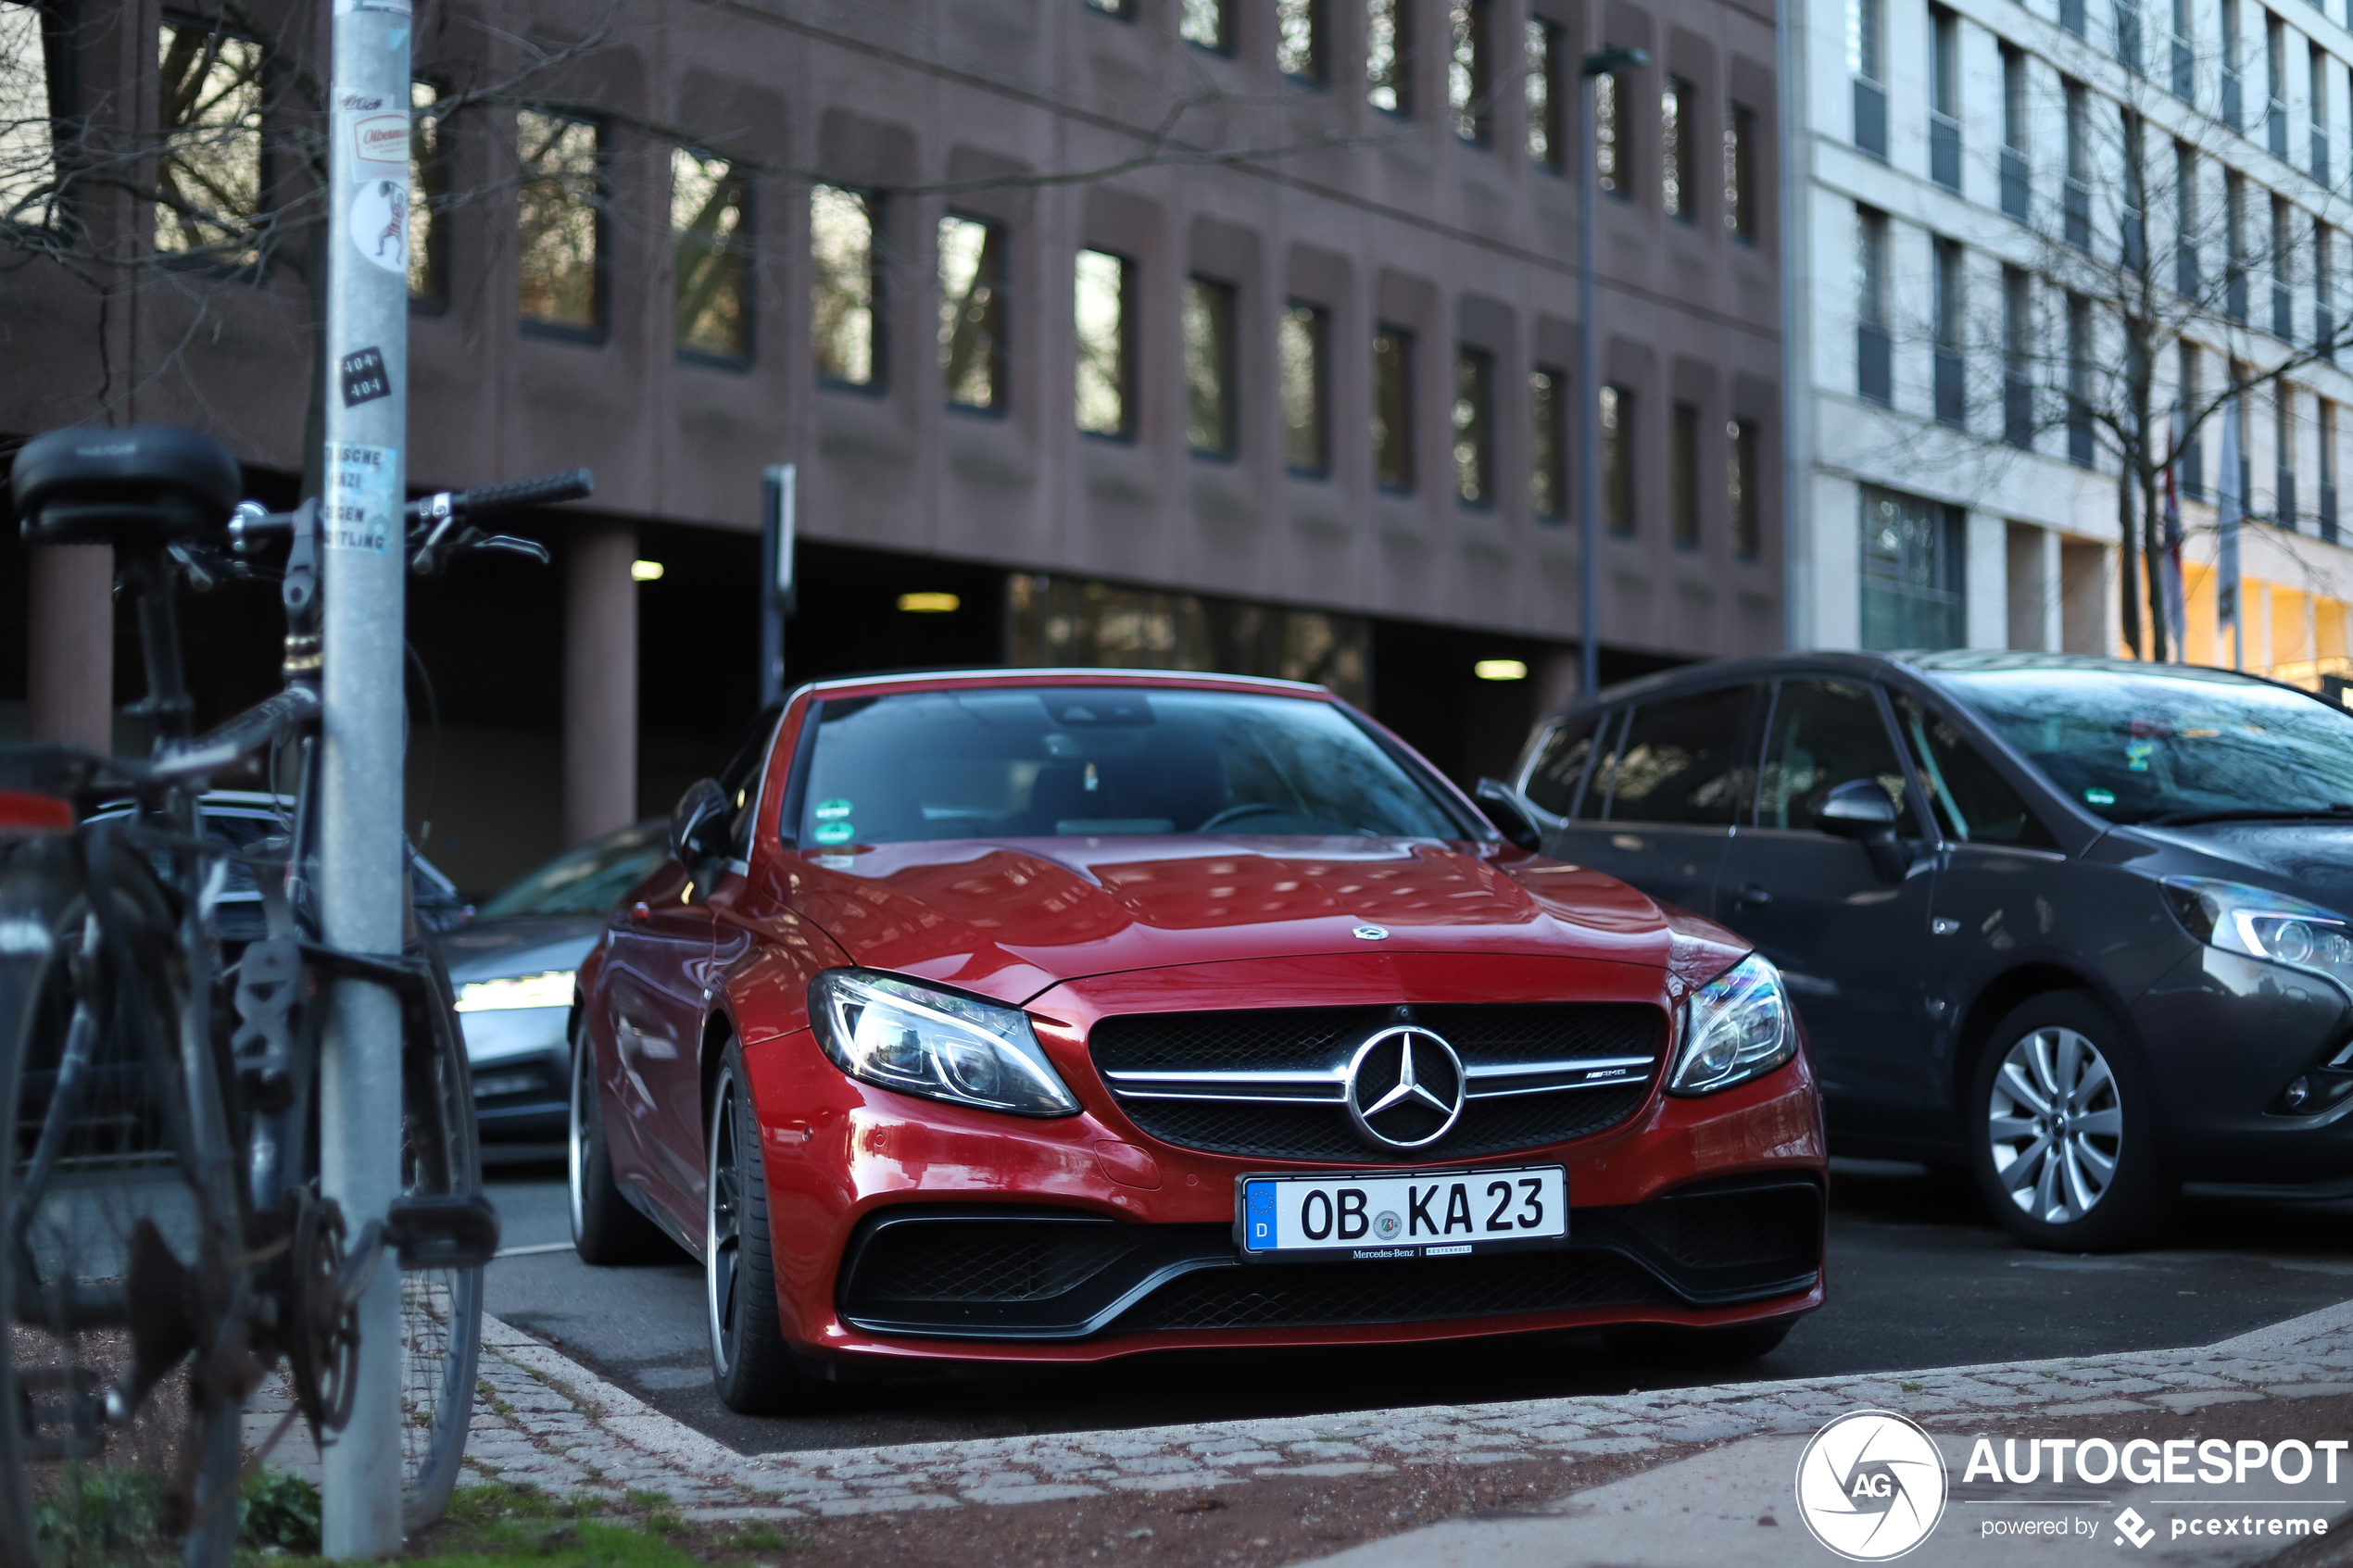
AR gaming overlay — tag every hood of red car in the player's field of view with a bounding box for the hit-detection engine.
[778,835,1711,1005]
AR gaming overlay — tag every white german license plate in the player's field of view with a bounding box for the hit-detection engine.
[1236,1165,1567,1263]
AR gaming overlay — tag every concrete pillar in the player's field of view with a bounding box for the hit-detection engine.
[28,545,114,752]
[1965,511,2008,649]
[564,524,637,847]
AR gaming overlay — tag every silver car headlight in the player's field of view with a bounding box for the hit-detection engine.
[454,969,574,1011]
[1667,953,1795,1096]
[2163,875,2353,993]
[809,970,1080,1118]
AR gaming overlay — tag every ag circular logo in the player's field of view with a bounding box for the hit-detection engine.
[1794,1411,1948,1562]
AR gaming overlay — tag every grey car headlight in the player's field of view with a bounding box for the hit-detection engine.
[1667,953,1796,1096]
[2163,875,2353,993]
[454,969,574,1011]
[808,970,1080,1118]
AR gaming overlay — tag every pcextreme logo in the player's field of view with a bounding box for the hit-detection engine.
[1796,1411,1951,1562]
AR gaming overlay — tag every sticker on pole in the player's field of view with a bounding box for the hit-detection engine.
[324,444,398,556]
[333,0,411,14]
[348,177,407,274]
[352,114,409,166]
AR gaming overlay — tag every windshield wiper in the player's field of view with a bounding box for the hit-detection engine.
[2145,803,2353,827]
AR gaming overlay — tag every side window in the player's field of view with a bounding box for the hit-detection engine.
[1894,693,2060,850]
[1605,685,1765,825]
[1580,709,1628,820]
[1758,680,1920,836]
[1524,715,1601,819]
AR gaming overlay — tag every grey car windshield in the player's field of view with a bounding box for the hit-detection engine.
[478,824,667,917]
[1934,668,2353,824]
[794,688,1466,846]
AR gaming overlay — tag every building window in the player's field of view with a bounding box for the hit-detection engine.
[1595,68,1625,197]
[156,19,266,268]
[1181,0,1232,51]
[939,214,1006,410]
[1368,0,1412,115]
[1601,383,1634,534]
[2116,0,2143,72]
[1851,0,1887,157]
[2067,291,2095,467]
[2322,397,2339,541]
[1670,401,1701,548]
[1277,0,1326,80]
[2311,43,2330,182]
[2267,12,2287,157]
[1076,247,1132,438]
[1934,237,1965,427]
[1281,302,1329,474]
[1531,366,1567,519]
[2062,80,2090,250]
[812,183,879,385]
[2004,266,2033,447]
[2227,170,2248,322]
[2278,378,2299,529]
[2318,220,2336,359]
[2180,342,2205,497]
[1453,347,1493,505]
[516,111,605,334]
[2274,193,2296,342]
[2000,44,2029,220]
[1527,19,1565,168]
[1662,78,1696,220]
[673,148,749,362]
[1725,103,1757,240]
[1449,1,1490,142]
[1856,205,1890,405]
[2175,140,2199,295]
[1373,325,1414,490]
[1729,418,1760,558]
[2223,0,2244,128]
[1861,489,1965,649]
[2121,109,2145,273]
[409,81,447,307]
[1930,6,1960,190]
[1,3,65,232]
[2171,0,2195,97]
[1184,276,1238,457]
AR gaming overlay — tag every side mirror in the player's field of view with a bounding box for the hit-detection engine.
[1813,779,1899,841]
[670,778,732,865]
[1474,778,1544,852]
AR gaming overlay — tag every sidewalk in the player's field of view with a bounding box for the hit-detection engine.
[398,1298,2353,1565]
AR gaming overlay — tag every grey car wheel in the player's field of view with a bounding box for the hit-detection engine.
[1986,1025,2124,1225]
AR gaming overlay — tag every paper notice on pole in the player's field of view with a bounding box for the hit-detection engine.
[324,444,398,555]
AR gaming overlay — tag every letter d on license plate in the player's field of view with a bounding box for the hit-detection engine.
[1236,1165,1567,1262]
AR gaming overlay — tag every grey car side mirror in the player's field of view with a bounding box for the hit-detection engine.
[1474,778,1543,852]
[1813,779,1899,841]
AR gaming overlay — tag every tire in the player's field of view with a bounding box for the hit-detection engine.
[705,1040,815,1413]
[1609,1316,1797,1365]
[0,835,245,1568]
[1968,991,2172,1252]
[395,923,485,1533]
[567,1010,669,1264]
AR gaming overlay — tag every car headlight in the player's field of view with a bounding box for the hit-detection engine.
[454,969,574,1011]
[808,970,1080,1118]
[2163,876,2353,992]
[1667,953,1795,1096]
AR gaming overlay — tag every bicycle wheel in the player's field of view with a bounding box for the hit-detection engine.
[393,923,484,1533]
[0,834,247,1568]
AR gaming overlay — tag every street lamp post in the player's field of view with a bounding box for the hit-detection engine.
[1578,46,1648,697]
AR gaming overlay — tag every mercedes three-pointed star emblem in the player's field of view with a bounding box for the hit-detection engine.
[1342,1025,1466,1149]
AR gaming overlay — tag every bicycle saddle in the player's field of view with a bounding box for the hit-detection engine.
[12,424,242,546]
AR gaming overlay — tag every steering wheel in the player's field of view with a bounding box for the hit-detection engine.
[1198,801,1312,832]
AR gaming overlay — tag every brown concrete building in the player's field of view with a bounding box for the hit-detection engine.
[1,0,1784,894]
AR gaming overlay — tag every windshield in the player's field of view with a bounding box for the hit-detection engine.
[1932,667,2353,825]
[792,687,1467,846]
[479,823,667,917]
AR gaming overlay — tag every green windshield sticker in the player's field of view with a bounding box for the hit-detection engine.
[813,798,853,821]
[2084,787,2117,806]
[812,821,855,845]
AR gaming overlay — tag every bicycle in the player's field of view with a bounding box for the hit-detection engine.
[0,424,591,1566]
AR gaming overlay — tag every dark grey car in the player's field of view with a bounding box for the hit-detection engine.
[1501,650,2353,1250]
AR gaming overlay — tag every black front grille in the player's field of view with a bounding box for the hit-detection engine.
[1116,1248,1671,1331]
[1091,1002,1662,1163]
[854,1218,1150,1303]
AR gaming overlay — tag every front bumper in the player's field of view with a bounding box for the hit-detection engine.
[741,1024,1826,1366]
[459,1005,570,1139]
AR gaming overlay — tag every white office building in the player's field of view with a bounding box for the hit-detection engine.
[1783,0,2353,684]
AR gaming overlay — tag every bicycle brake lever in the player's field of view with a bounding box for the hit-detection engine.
[475,534,551,565]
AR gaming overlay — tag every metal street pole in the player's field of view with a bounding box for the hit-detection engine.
[760,464,796,709]
[319,0,413,1554]
[1578,47,1645,697]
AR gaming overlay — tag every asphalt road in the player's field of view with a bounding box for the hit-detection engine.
[477,1150,2353,1458]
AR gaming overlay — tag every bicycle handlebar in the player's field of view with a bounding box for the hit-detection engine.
[224,468,589,574]
[407,468,592,523]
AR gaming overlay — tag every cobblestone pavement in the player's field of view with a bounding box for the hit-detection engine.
[426,1301,2353,1526]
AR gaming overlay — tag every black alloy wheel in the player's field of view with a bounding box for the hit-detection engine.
[705,1039,813,1411]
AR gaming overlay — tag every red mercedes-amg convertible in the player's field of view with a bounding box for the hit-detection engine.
[568,670,1826,1410]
